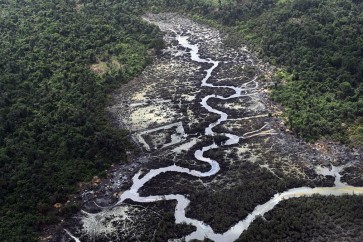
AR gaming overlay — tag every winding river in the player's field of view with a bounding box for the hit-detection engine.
[67,15,363,242]
[115,24,363,242]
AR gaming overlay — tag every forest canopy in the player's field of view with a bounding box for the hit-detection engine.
[0,0,162,240]
[1,0,363,241]
[130,0,363,144]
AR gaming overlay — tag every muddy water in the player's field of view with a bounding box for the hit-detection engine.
[65,14,363,242]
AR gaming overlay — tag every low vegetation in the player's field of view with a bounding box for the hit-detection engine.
[238,195,363,241]
[132,0,363,144]
[2,0,362,240]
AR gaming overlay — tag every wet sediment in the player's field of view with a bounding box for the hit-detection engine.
[59,13,363,242]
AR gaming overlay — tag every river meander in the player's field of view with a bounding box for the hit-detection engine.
[63,13,363,242]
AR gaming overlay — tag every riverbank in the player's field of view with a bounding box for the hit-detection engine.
[57,13,363,242]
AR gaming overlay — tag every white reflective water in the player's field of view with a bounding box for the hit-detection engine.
[114,31,363,242]
[114,32,260,241]
[66,23,363,242]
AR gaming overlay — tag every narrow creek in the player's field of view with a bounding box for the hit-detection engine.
[66,14,363,242]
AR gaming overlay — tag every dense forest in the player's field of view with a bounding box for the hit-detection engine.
[235,0,363,144]
[130,0,363,144]
[238,195,363,241]
[0,0,162,241]
[1,0,363,241]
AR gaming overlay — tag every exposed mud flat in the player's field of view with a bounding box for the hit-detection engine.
[58,13,363,242]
